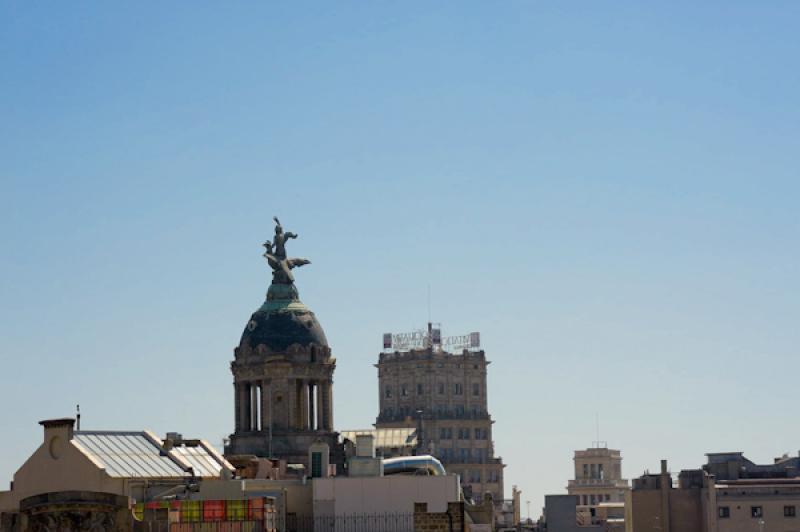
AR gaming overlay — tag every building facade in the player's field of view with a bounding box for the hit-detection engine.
[374,337,505,504]
[627,455,800,532]
[567,446,630,508]
[225,218,340,470]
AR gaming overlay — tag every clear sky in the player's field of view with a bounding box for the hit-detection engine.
[1,2,799,516]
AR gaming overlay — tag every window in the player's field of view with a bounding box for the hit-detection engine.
[751,506,763,518]
[474,448,486,463]
[417,383,423,395]
[385,387,392,398]
[785,505,796,517]
[472,383,480,396]
[581,495,588,506]
[311,452,322,478]
[460,448,469,462]
[583,464,589,478]
[401,384,408,397]
[488,470,499,483]
[454,383,463,395]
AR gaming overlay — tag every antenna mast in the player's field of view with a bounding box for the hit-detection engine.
[592,412,607,448]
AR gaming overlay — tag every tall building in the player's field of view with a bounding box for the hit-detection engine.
[374,325,505,504]
[567,446,630,508]
[225,218,340,470]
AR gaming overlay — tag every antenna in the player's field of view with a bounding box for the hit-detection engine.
[592,412,607,448]
[427,284,431,324]
[76,404,81,431]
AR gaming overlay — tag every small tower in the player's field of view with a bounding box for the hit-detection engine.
[567,445,630,509]
[226,217,339,470]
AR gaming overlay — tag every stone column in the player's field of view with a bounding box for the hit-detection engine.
[260,380,271,434]
[250,381,261,432]
[308,382,316,431]
[287,379,297,430]
[298,379,309,430]
[322,380,333,431]
[315,381,324,431]
[234,382,242,432]
[242,382,252,432]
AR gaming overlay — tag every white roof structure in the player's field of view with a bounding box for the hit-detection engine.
[340,428,417,450]
[72,431,233,479]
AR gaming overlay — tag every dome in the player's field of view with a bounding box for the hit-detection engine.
[239,283,328,352]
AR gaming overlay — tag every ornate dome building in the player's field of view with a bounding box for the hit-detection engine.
[225,218,339,469]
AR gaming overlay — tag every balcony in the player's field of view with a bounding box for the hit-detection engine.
[376,410,491,423]
[568,478,629,488]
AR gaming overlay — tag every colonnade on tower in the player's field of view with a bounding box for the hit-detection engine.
[233,377,333,433]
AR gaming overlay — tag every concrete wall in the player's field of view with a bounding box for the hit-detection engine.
[195,478,313,516]
[716,487,800,532]
[668,488,705,532]
[626,472,710,532]
[1,431,123,513]
[544,495,602,532]
[312,474,461,516]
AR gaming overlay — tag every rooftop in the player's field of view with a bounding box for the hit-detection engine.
[340,428,418,449]
[71,430,233,479]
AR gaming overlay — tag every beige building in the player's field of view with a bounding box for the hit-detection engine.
[627,456,800,532]
[0,418,235,513]
[374,337,505,505]
[0,418,237,530]
[567,446,629,518]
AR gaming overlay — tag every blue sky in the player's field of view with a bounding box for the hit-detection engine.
[1,2,799,515]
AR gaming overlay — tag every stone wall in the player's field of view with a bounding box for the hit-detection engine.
[10,491,131,532]
[414,501,465,532]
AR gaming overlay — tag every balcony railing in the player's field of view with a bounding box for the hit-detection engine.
[568,478,629,487]
[376,410,491,423]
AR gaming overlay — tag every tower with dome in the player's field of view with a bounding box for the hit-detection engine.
[225,217,340,470]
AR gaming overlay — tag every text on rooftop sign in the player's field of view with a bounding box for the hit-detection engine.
[382,330,480,351]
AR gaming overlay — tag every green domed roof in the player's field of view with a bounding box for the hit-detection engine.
[239,283,328,352]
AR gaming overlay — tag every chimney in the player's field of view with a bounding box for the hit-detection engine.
[660,459,668,475]
[39,418,75,441]
[39,418,75,460]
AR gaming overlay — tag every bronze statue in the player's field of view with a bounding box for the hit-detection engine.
[263,217,309,284]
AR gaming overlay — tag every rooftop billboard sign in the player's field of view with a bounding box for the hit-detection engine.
[382,326,480,352]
